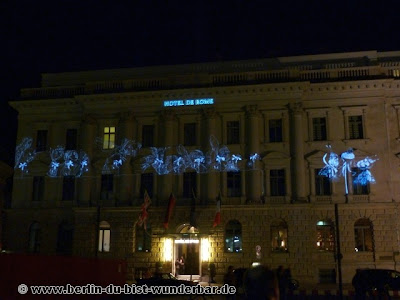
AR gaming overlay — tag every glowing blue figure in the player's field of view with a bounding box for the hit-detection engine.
[14,137,36,174]
[101,139,141,174]
[207,136,231,171]
[77,152,90,177]
[248,153,260,169]
[225,154,242,172]
[62,150,79,176]
[353,157,378,185]
[189,149,206,173]
[48,146,64,177]
[319,146,340,180]
[142,147,172,175]
[340,148,355,195]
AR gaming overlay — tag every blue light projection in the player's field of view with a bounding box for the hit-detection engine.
[319,145,377,195]
[14,137,36,174]
[248,153,261,169]
[101,139,141,174]
[48,147,90,177]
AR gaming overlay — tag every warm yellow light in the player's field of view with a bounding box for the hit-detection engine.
[163,238,172,262]
[201,238,210,262]
[175,239,199,244]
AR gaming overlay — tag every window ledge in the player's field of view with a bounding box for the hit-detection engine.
[307,140,332,145]
[342,138,370,145]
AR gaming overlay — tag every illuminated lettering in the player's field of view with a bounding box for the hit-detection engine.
[163,98,214,107]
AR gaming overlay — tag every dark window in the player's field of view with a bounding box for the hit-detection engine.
[316,220,335,251]
[349,115,364,139]
[227,172,241,197]
[312,117,327,141]
[36,130,48,152]
[103,127,116,149]
[56,222,74,255]
[101,174,114,200]
[315,169,331,195]
[270,169,285,196]
[32,176,44,201]
[184,123,196,146]
[142,125,154,147]
[319,269,336,284]
[227,121,240,144]
[271,220,288,252]
[62,176,75,201]
[183,172,196,198]
[141,173,154,198]
[269,119,283,142]
[65,129,77,150]
[225,220,242,252]
[29,222,41,253]
[352,168,370,195]
[136,224,152,252]
[354,219,373,252]
[98,221,110,252]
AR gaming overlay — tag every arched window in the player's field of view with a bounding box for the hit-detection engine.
[136,224,152,252]
[354,218,373,252]
[271,219,288,252]
[56,221,74,255]
[225,220,242,253]
[28,222,41,253]
[98,221,110,252]
[316,219,335,251]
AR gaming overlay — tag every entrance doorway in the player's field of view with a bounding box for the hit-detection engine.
[174,225,200,277]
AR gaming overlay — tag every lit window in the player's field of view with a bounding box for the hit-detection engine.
[352,168,370,195]
[227,121,240,144]
[315,169,331,195]
[36,130,48,152]
[354,218,373,252]
[271,219,288,252]
[32,176,44,201]
[29,222,41,253]
[136,224,152,252]
[227,171,241,197]
[316,220,335,251]
[270,169,285,196]
[98,221,110,252]
[225,220,242,253]
[269,119,282,142]
[184,123,196,146]
[103,127,116,149]
[348,116,363,139]
[312,117,327,141]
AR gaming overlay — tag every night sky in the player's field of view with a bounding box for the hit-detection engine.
[2,1,400,165]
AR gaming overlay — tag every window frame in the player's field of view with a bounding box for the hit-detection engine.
[103,126,116,150]
[354,218,374,252]
[28,222,41,253]
[65,128,78,151]
[312,117,327,141]
[32,176,45,202]
[183,172,197,198]
[227,171,241,197]
[36,130,48,152]
[316,220,335,252]
[270,169,286,196]
[226,121,240,144]
[225,220,242,253]
[142,125,155,148]
[62,175,76,201]
[183,123,196,146]
[268,119,283,143]
[98,221,111,252]
[140,173,154,198]
[136,224,152,252]
[315,168,332,196]
[270,219,288,252]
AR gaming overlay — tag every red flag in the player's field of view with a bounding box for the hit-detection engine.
[163,193,176,229]
[137,190,151,229]
[213,192,222,227]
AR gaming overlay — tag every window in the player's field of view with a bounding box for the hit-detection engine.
[32,176,44,201]
[312,117,327,141]
[101,174,114,200]
[354,218,373,252]
[225,220,242,253]
[62,176,75,201]
[271,220,288,252]
[56,222,74,255]
[36,130,48,152]
[319,269,336,284]
[270,169,285,196]
[142,125,154,147]
[184,123,196,146]
[316,220,335,251]
[352,168,370,195]
[269,119,283,142]
[227,121,240,144]
[65,129,77,150]
[183,172,196,198]
[141,173,154,198]
[348,116,363,139]
[227,172,241,197]
[29,222,41,253]
[136,224,152,252]
[315,169,331,195]
[103,127,115,149]
[98,221,110,252]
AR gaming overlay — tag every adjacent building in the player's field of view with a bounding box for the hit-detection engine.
[5,50,400,285]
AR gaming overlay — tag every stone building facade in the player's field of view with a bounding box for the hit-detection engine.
[5,50,400,285]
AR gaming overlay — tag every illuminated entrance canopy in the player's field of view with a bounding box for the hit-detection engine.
[163,98,214,107]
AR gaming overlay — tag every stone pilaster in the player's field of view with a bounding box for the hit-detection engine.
[289,102,307,202]
[245,105,262,203]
